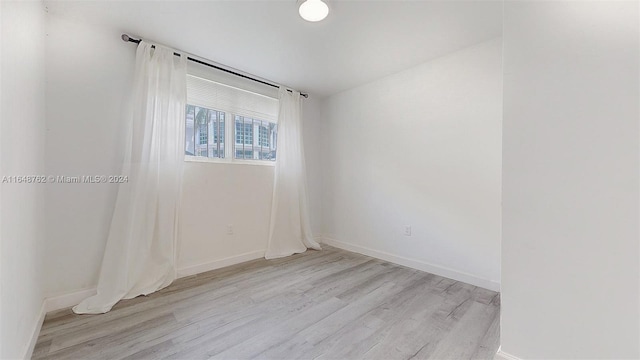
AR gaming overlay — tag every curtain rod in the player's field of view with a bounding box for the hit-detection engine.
[121,34,309,98]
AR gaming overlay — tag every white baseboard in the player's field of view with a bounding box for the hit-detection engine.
[177,250,265,278]
[44,287,97,313]
[320,237,500,292]
[495,347,522,360]
[24,301,46,360]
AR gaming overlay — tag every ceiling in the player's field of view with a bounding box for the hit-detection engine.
[44,0,502,97]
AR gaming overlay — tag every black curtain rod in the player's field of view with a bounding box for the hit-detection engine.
[121,34,308,98]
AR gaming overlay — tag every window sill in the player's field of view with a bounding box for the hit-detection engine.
[184,155,276,167]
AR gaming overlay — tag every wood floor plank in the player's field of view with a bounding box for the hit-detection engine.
[162,260,392,359]
[471,308,501,359]
[32,246,500,360]
[420,301,499,359]
[312,274,444,359]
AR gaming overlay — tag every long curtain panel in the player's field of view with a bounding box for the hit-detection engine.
[265,88,321,259]
[73,42,187,314]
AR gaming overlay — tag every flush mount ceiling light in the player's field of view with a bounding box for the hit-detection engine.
[299,0,329,22]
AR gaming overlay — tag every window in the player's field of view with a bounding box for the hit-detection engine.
[214,113,224,143]
[185,105,225,159]
[185,74,278,164]
[258,125,268,147]
[199,124,207,145]
[233,116,277,161]
[235,116,253,146]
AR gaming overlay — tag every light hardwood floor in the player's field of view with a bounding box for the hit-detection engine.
[33,246,500,360]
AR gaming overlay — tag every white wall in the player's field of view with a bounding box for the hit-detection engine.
[178,163,274,272]
[44,15,134,296]
[43,14,325,297]
[501,1,639,358]
[0,1,47,358]
[302,96,324,238]
[321,38,503,291]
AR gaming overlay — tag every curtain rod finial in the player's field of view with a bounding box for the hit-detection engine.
[122,34,141,44]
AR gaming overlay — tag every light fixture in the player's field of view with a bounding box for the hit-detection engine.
[299,0,329,22]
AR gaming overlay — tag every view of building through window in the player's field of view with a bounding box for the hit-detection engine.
[234,115,277,161]
[185,105,276,162]
[185,105,225,158]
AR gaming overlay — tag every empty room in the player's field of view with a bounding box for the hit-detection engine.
[1,0,639,359]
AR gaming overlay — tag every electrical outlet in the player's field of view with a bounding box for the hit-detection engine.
[227,224,234,235]
[404,225,412,236]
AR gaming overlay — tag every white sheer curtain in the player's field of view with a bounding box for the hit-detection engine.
[265,88,321,259]
[73,42,187,314]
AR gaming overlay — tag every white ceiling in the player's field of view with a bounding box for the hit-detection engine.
[45,0,502,97]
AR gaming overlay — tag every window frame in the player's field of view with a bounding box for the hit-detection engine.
[184,73,279,166]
